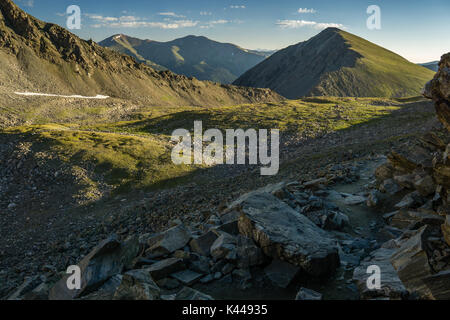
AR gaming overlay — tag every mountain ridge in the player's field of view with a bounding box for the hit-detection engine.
[99,33,271,83]
[0,0,282,119]
[234,28,435,98]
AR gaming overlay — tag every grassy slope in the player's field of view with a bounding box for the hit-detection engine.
[1,96,434,194]
[312,31,435,97]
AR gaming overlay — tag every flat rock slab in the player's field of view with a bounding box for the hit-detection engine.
[145,258,186,280]
[295,287,323,300]
[113,269,160,300]
[171,270,203,286]
[232,191,340,277]
[189,231,218,256]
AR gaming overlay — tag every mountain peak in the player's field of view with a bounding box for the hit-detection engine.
[234,28,434,98]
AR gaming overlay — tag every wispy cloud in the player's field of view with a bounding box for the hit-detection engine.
[230,5,246,9]
[298,8,316,14]
[158,12,186,18]
[200,11,212,16]
[86,13,197,29]
[277,20,343,30]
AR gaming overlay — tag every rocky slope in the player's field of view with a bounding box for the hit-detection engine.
[99,34,270,84]
[234,28,434,99]
[0,0,281,119]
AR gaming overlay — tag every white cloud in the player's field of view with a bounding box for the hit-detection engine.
[298,8,316,14]
[230,5,246,9]
[200,11,212,16]
[158,12,186,18]
[85,13,197,29]
[277,20,343,30]
[20,0,34,7]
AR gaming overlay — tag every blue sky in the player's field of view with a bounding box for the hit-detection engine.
[16,0,450,63]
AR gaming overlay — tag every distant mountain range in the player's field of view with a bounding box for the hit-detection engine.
[418,61,439,72]
[0,0,281,111]
[234,28,435,99]
[99,34,272,83]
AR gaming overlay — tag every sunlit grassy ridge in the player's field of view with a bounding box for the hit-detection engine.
[311,30,435,97]
[1,96,434,192]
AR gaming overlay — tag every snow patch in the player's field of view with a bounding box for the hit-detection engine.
[14,92,110,99]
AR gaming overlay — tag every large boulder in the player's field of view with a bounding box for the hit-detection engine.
[230,190,340,277]
[423,53,450,131]
[390,226,434,299]
[49,235,140,300]
[146,224,191,258]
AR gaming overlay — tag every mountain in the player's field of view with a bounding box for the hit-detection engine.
[0,0,281,116]
[234,28,435,99]
[99,34,269,83]
[419,61,439,72]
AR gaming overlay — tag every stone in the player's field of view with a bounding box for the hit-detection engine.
[264,259,300,288]
[375,163,394,181]
[175,287,213,300]
[210,232,237,261]
[321,210,349,231]
[233,191,339,276]
[366,190,380,207]
[304,177,327,188]
[7,275,42,300]
[422,270,450,299]
[379,178,402,195]
[200,274,214,284]
[342,195,366,205]
[49,235,140,300]
[220,211,241,224]
[145,258,186,280]
[188,255,211,274]
[394,174,416,189]
[156,278,180,290]
[390,209,444,230]
[189,231,218,256]
[222,263,235,275]
[113,269,160,300]
[295,287,323,300]
[236,235,265,268]
[440,215,450,247]
[390,226,434,299]
[147,224,191,258]
[171,270,203,285]
[216,220,239,235]
[394,191,425,209]
[353,247,407,300]
[414,175,436,196]
[80,275,123,300]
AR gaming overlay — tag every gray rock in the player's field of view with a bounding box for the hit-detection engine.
[189,231,218,256]
[233,191,339,276]
[175,287,213,300]
[422,270,450,299]
[414,175,435,196]
[221,263,235,275]
[147,224,191,258]
[80,275,123,300]
[171,270,203,285]
[390,209,444,230]
[156,278,180,290]
[210,232,237,261]
[342,195,366,205]
[188,255,211,274]
[394,191,425,209]
[442,215,450,246]
[113,269,160,300]
[145,258,186,280]
[264,259,300,288]
[49,235,140,300]
[390,226,433,299]
[394,174,416,189]
[379,178,402,195]
[236,235,265,268]
[7,275,42,300]
[353,247,407,299]
[295,287,323,300]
